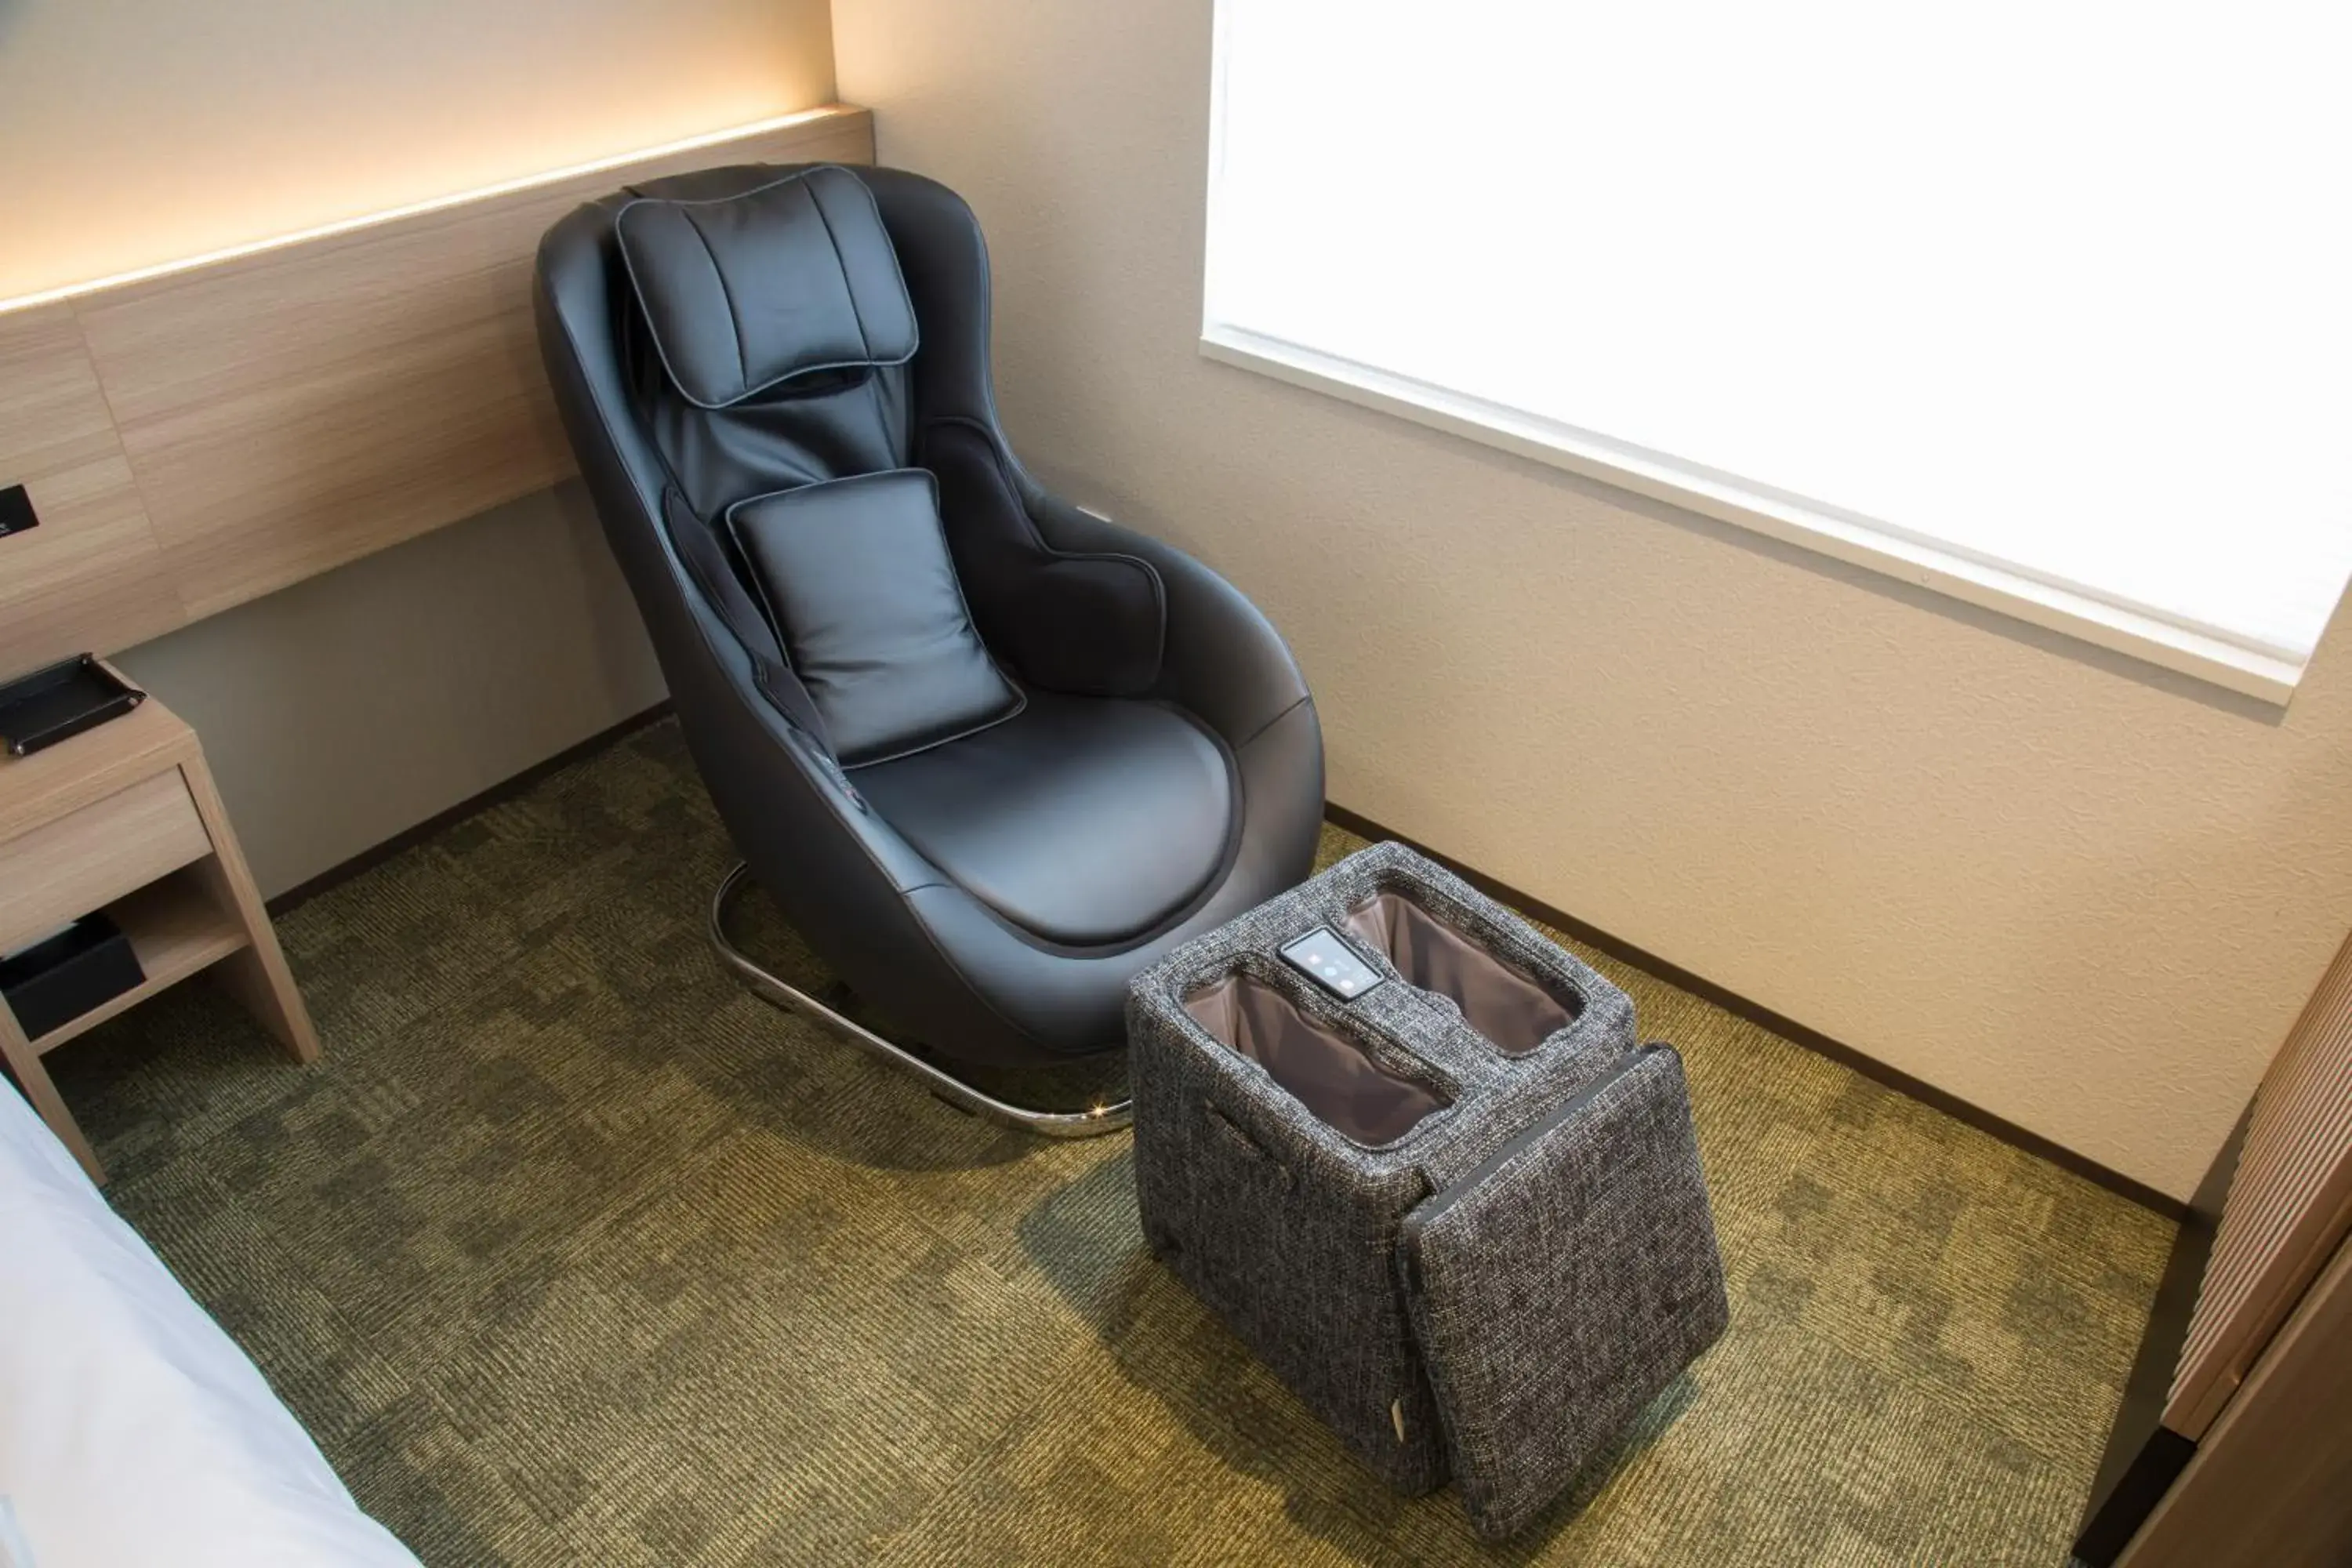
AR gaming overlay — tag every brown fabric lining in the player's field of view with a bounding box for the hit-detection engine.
[1184,974,1447,1145]
[1342,890,1579,1057]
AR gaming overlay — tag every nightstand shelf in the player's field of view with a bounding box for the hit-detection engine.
[24,873,250,1054]
[0,670,318,1181]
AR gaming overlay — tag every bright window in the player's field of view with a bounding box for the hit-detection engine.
[1203,2,2352,701]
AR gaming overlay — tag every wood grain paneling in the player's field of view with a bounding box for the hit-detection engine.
[0,768,211,953]
[0,106,873,670]
[2165,927,2352,1438]
[0,684,191,844]
[0,307,185,675]
[2122,1234,2352,1568]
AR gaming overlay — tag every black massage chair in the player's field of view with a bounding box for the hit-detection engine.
[533,164,1323,1132]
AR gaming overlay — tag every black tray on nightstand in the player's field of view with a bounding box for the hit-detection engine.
[0,655,145,758]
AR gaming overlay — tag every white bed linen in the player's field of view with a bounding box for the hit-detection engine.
[0,1087,422,1568]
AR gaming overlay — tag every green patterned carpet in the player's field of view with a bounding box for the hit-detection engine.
[48,720,2171,1566]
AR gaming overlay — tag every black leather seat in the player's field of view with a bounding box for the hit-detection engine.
[853,692,1236,949]
[533,163,1323,1117]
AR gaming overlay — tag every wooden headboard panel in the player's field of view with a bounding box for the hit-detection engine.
[0,104,873,678]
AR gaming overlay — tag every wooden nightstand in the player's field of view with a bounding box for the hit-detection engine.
[0,672,318,1181]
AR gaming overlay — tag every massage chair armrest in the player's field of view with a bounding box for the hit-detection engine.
[1021,486,1313,751]
[968,542,1168,701]
[924,418,1309,745]
[924,418,1163,698]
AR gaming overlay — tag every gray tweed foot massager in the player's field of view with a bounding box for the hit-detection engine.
[1127,841,1728,1541]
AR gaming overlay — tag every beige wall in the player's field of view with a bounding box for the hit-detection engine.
[115,485,665,898]
[0,0,836,300]
[833,0,2352,1200]
[4,0,842,892]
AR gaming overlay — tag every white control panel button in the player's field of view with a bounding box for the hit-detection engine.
[1279,927,1385,1000]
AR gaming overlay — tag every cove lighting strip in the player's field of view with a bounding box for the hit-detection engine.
[0,105,846,317]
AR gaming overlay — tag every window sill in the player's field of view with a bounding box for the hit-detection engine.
[1200,323,2305,706]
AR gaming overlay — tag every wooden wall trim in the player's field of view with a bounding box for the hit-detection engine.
[2071,1103,2250,1565]
[2164,924,2352,1438]
[2119,1232,2352,1568]
[0,307,187,669]
[0,104,874,681]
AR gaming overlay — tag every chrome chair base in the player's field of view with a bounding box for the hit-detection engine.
[708,862,1134,1138]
